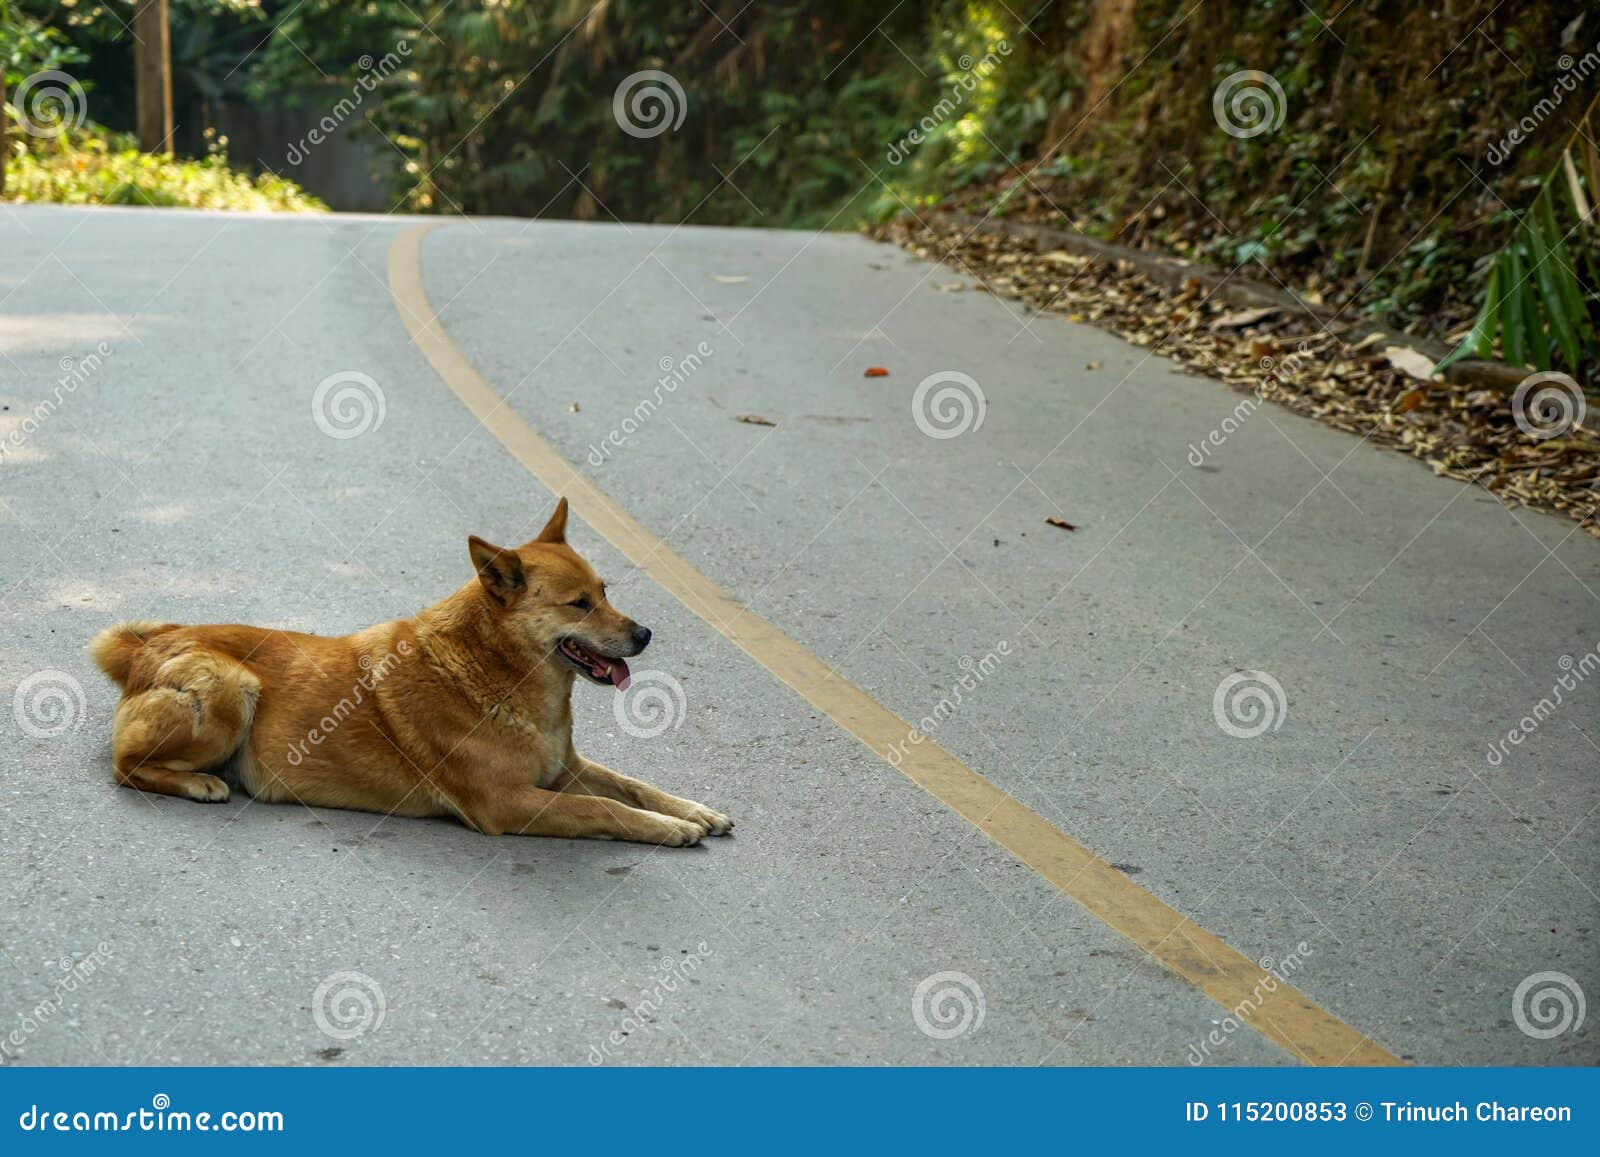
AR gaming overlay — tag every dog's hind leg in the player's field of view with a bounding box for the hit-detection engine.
[110,651,259,804]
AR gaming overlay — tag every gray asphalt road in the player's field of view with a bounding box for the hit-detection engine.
[0,203,1594,1066]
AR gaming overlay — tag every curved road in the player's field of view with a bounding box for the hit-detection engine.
[0,204,1595,1065]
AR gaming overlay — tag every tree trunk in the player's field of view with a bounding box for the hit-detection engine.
[1043,0,1137,159]
[135,0,173,154]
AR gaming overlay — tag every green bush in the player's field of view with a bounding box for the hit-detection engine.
[5,123,325,212]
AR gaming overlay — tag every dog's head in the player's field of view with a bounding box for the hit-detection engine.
[467,498,650,689]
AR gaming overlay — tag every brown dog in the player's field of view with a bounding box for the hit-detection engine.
[88,498,729,846]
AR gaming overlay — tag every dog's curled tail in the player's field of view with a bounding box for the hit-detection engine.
[88,620,178,684]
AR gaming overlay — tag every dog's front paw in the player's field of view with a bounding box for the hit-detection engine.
[682,801,733,837]
[648,816,704,847]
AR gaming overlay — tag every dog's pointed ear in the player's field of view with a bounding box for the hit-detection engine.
[534,496,569,544]
[468,536,526,605]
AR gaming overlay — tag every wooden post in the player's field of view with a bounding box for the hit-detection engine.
[135,0,173,153]
[1,0,7,195]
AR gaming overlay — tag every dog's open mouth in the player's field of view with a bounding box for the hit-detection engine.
[557,637,632,690]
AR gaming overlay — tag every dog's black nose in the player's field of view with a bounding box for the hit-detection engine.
[631,626,652,650]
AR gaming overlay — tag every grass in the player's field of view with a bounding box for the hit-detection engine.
[4,123,325,213]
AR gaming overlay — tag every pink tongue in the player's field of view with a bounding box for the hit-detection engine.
[606,657,631,691]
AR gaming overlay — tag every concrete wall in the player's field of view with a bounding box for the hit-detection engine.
[201,92,401,212]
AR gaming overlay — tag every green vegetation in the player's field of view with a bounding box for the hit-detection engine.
[4,1,1596,376]
[1440,103,1600,376]
[7,124,324,210]
[1,0,319,211]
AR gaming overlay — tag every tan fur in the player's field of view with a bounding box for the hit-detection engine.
[88,498,730,846]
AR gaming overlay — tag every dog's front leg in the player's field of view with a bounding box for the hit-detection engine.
[463,784,703,845]
[550,757,733,837]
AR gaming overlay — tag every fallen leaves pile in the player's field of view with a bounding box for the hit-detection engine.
[874,216,1599,538]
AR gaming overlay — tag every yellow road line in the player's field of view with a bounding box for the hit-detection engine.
[388,222,1399,1067]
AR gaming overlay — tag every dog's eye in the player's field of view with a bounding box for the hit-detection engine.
[569,596,592,612]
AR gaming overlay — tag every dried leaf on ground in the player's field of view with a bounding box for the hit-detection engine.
[1045,516,1078,531]
[1212,307,1282,330]
[1385,346,1437,381]
[871,215,1598,537]
[736,413,776,426]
